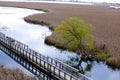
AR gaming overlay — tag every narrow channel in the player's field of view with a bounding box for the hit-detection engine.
[0,7,120,80]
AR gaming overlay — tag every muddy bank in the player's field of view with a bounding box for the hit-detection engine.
[0,1,120,68]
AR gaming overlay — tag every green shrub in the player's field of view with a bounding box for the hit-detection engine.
[95,52,109,61]
[54,17,94,54]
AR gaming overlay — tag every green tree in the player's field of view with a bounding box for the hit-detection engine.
[54,17,94,56]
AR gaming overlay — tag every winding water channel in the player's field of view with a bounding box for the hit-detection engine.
[0,7,120,80]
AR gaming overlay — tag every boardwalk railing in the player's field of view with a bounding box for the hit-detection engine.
[0,32,91,80]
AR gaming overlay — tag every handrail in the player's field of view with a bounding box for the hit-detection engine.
[0,32,91,80]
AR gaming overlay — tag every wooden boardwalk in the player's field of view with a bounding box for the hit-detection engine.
[0,32,91,80]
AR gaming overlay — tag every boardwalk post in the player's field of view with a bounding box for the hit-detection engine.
[39,75,42,80]
[64,72,66,80]
[53,66,55,74]
[39,58,41,66]
[36,57,38,64]
[49,64,51,72]
[59,69,60,78]
[44,61,45,69]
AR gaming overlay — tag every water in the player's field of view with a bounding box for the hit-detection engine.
[0,0,120,4]
[0,7,120,80]
[80,0,120,4]
[110,6,120,9]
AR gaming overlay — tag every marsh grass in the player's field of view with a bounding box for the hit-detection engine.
[107,57,120,69]
[0,65,33,80]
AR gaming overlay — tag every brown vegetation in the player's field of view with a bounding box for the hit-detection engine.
[0,65,33,80]
[0,1,120,68]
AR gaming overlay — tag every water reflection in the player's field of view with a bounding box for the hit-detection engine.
[65,55,120,80]
[0,50,33,76]
[64,55,93,74]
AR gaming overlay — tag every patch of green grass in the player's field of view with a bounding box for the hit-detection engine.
[95,52,110,61]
